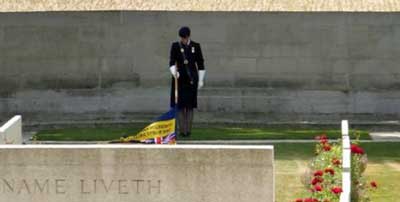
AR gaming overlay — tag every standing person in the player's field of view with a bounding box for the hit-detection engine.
[169,26,205,137]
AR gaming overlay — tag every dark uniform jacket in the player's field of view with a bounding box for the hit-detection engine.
[169,40,205,109]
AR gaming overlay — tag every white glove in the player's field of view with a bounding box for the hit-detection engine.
[198,70,206,89]
[169,65,179,78]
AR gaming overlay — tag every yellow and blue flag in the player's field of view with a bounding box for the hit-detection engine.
[115,108,177,144]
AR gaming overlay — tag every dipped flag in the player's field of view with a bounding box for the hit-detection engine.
[112,108,177,144]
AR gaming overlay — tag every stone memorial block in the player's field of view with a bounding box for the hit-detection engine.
[0,144,274,202]
[0,115,22,144]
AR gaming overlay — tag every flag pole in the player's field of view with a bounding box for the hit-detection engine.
[174,63,178,136]
[174,77,178,105]
[174,62,179,105]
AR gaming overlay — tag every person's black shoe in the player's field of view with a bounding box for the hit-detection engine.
[179,132,186,137]
[186,132,191,137]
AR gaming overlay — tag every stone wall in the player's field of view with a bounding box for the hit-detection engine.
[1,0,400,12]
[1,11,400,125]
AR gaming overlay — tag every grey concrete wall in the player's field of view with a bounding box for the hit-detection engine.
[0,145,274,202]
[1,11,400,124]
[2,0,400,12]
